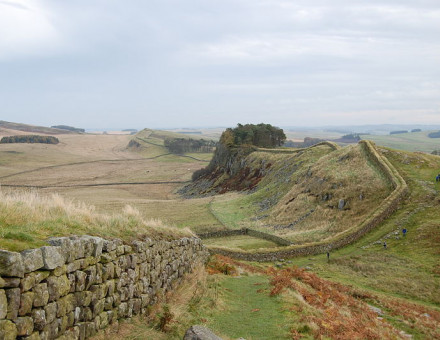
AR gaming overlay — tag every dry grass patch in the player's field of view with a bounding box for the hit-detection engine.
[0,190,193,251]
[270,144,392,243]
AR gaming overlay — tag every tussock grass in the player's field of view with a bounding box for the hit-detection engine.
[0,190,193,251]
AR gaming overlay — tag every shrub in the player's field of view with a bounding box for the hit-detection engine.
[0,135,59,144]
[428,131,440,138]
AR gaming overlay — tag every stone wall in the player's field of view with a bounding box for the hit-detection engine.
[0,235,208,339]
[256,141,340,154]
[197,228,292,247]
[206,140,408,261]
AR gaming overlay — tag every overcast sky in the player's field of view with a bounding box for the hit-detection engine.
[0,0,439,129]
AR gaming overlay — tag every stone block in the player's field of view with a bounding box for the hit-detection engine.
[0,250,24,278]
[6,287,20,320]
[0,319,18,340]
[58,314,69,334]
[44,302,57,324]
[66,260,81,273]
[43,319,59,339]
[102,262,115,281]
[31,309,46,331]
[91,298,105,317]
[57,294,76,317]
[33,283,49,307]
[99,311,109,329]
[85,321,97,338]
[51,265,67,277]
[118,302,128,318]
[75,291,92,307]
[183,325,223,340]
[22,332,41,340]
[15,316,34,336]
[47,237,73,263]
[47,275,70,301]
[104,296,113,310]
[69,237,85,260]
[21,248,44,273]
[19,291,35,316]
[68,273,76,293]
[0,290,7,320]
[102,239,116,252]
[21,273,36,292]
[75,271,87,291]
[34,271,50,285]
[41,246,65,270]
[2,277,20,288]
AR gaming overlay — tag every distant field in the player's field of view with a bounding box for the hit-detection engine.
[0,127,219,246]
[361,131,440,153]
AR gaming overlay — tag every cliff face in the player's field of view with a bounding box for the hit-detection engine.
[179,144,262,197]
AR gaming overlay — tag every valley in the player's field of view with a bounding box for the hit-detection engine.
[0,123,439,339]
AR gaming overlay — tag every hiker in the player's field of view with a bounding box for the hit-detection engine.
[383,241,387,249]
[436,174,440,182]
[402,228,407,237]
[327,252,330,261]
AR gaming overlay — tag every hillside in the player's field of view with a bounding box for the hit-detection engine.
[360,130,440,153]
[0,127,439,339]
[182,141,394,246]
[0,120,77,135]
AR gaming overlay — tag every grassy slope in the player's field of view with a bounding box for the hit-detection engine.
[0,128,220,250]
[0,120,74,135]
[209,143,392,246]
[361,131,440,153]
[0,191,193,251]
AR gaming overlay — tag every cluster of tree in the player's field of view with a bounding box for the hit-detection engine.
[411,129,422,133]
[390,130,408,135]
[340,133,361,141]
[331,133,363,143]
[220,123,286,148]
[192,123,285,182]
[0,135,59,144]
[164,138,217,154]
[428,131,440,138]
[431,150,440,155]
[51,125,85,133]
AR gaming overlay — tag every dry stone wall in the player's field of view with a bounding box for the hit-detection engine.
[197,228,292,247]
[0,235,208,339]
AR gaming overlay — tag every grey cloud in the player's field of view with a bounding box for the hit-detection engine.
[0,0,439,128]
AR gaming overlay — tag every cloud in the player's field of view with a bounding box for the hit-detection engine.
[0,0,439,128]
[0,0,61,60]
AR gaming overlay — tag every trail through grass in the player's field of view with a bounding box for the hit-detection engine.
[207,274,291,340]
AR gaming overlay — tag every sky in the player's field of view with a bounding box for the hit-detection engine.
[0,0,439,129]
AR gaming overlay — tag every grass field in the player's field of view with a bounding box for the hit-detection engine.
[361,131,440,153]
[1,123,439,338]
[0,127,220,249]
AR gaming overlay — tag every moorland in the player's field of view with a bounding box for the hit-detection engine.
[0,121,439,339]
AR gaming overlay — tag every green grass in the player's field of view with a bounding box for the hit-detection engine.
[202,235,279,250]
[284,148,440,309]
[207,274,291,340]
[361,131,440,153]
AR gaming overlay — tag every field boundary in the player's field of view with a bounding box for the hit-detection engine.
[206,140,409,261]
[256,141,340,153]
[197,228,293,247]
